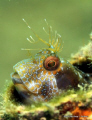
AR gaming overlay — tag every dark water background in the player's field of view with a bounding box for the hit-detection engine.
[0,0,92,95]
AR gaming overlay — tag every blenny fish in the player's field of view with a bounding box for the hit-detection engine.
[11,19,87,103]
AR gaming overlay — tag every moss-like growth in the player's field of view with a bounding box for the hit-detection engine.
[70,41,92,73]
[0,82,92,120]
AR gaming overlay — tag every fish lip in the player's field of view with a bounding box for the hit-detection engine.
[11,72,22,84]
[11,72,39,95]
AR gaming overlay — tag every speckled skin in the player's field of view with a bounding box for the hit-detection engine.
[11,49,86,103]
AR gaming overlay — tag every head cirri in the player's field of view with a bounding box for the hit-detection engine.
[11,19,86,103]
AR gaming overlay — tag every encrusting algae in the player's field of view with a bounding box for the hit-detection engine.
[0,19,92,120]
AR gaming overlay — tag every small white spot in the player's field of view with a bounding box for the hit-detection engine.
[61,67,63,71]
[28,26,31,29]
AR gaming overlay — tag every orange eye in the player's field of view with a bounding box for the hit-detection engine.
[43,56,60,71]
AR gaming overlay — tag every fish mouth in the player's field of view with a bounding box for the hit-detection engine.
[11,72,22,84]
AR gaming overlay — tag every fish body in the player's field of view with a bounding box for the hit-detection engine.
[11,49,86,103]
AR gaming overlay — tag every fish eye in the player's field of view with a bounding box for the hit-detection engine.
[43,56,60,71]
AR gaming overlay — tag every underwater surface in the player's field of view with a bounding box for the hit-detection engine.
[0,0,92,96]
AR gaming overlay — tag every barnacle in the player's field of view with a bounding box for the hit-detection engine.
[22,19,62,53]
